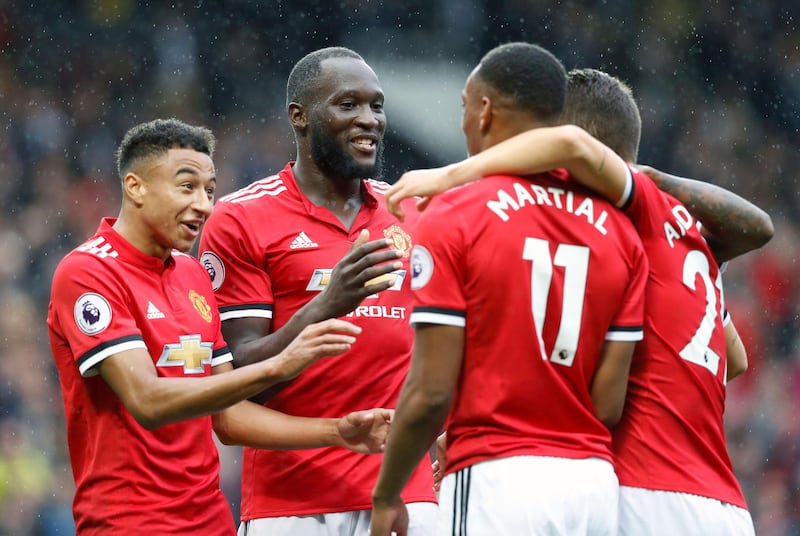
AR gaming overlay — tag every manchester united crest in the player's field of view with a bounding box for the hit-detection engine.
[384,225,412,257]
[189,290,213,323]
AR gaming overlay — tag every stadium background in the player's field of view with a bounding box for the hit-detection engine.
[1,0,798,533]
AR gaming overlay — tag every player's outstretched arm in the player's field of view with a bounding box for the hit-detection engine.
[99,319,360,430]
[385,125,631,220]
[213,404,393,453]
[636,165,774,262]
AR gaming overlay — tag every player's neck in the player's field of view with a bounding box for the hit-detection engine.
[292,161,363,229]
[113,211,172,262]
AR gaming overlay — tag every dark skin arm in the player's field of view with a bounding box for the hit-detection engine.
[637,165,774,263]
[371,324,464,536]
[725,319,748,381]
[224,230,403,402]
[224,229,402,367]
[589,340,637,428]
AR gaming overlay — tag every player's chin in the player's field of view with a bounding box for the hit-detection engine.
[173,238,198,253]
[173,229,201,252]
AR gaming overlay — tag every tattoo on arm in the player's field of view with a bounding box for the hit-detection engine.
[597,148,607,173]
[655,173,773,261]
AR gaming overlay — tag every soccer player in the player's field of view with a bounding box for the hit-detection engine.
[47,118,395,534]
[370,43,648,536]
[199,48,437,535]
[383,69,772,535]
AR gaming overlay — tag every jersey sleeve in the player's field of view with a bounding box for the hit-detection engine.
[409,199,467,327]
[199,201,274,321]
[606,235,648,342]
[623,167,687,240]
[50,254,146,377]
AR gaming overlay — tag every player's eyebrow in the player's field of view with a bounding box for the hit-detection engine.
[175,168,217,185]
[175,167,200,176]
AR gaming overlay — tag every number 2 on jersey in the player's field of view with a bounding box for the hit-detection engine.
[522,237,589,367]
[679,249,723,376]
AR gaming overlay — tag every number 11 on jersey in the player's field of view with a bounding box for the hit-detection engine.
[523,237,590,367]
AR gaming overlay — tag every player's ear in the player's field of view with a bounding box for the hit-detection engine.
[289,103,308,132]
[123,172,146,207]
[479,96,492,134]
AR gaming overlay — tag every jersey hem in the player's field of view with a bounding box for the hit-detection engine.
[618,482,748,509]
[239,496,438,521]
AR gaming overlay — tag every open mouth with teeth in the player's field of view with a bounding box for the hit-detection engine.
[352,136,377,152]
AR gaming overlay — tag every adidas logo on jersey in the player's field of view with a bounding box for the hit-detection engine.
[146,301,166,319]
[290,232,319,249]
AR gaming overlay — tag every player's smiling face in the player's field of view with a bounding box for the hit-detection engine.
[308,56,386,181]
[136,148,216,258]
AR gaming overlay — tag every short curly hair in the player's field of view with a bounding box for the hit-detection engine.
[475,42,567,124]
[562,68,641,163]
[116,118,216,179]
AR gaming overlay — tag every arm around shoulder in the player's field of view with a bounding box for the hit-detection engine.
[636,165,774,262]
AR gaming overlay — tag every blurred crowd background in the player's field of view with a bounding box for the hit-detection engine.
[1,0,798,534]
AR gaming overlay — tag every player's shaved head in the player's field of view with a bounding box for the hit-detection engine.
[286,46,364,108]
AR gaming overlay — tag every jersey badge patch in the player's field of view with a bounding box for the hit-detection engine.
[73,293,112,335]
[200,251,225,291]
[410,245,434,290]
[156,335,213,374]
[189,290,213,323]
[384,225,412,257]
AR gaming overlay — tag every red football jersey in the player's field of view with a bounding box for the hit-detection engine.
[199,163,436,519]
[409,170,648,475]
[47,219,235,534]
[612,170,747,508]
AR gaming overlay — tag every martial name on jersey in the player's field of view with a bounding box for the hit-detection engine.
[485,181,610,235]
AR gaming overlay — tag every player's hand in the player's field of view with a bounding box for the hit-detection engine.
[336,408,394,454]
[431,431,447,492]
[385,165,460,221]
[270,319,361,382]
[633,164,665,188]
[370,498,409,536]
[314,229,403,318]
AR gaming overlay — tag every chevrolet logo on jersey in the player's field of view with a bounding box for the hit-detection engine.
[305,269,406,292]
[157,335,213,374]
